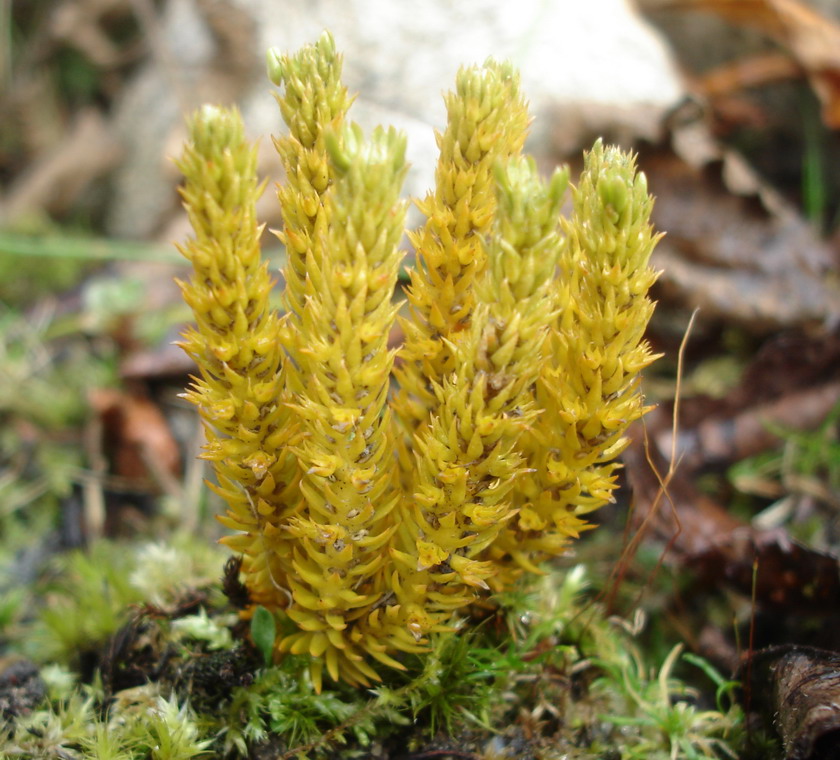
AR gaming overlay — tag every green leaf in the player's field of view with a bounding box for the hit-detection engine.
[251,606,276,666]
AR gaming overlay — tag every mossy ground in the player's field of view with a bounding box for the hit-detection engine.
[0,529,745,759]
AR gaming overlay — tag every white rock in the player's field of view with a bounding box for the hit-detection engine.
[109,0,685,237]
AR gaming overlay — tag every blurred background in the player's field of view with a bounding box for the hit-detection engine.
[2,0,840,751]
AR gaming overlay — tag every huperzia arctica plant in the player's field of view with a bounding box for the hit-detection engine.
[176,31,661,692]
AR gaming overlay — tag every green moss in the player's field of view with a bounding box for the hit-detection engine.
[27,542,146,666]
[1,534,744,759]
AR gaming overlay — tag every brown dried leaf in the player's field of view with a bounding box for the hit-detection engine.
[624,415,840,613]
[662,380,840,469]
[688,0,840,127]
[623,418,745,557]
[88,387,180,490]
[690,530,840,612]
[657,330,840,468]
[643,140,840,330]
[697,51,803,97]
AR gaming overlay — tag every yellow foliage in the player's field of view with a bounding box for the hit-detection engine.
[177,32,661,690]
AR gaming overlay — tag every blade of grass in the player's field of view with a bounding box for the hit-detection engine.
[0,232,180,263]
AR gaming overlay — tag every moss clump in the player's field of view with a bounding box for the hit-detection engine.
[3,550,743,760]
[177,32,660,691]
